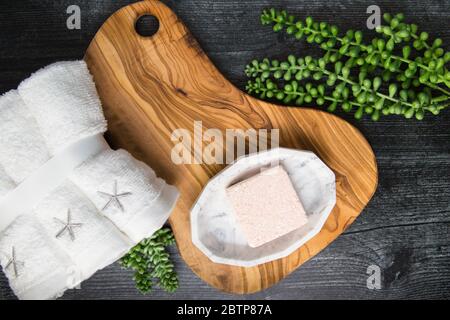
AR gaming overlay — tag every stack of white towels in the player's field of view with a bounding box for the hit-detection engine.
[0,61,179,299]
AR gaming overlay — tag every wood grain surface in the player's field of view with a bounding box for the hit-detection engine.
[84,0,377,294]
[0,0,449,300]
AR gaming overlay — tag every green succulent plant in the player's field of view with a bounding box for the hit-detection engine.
[120,228,179,294]
[245,9,450,120]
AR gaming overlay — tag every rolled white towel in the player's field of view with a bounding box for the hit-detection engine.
[70,149,179,243]
[18,61,107,154]
[0,60,179,299]
[1,149,178,299]
[0,216,73,300]
[33,181,131,281]
[0,90,50,183]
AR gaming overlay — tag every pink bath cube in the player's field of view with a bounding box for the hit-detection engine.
[226,165,308,248]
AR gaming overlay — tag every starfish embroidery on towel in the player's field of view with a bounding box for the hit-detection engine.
[5,247,24,278]
[54,209,83,241]
[97,180,132,213]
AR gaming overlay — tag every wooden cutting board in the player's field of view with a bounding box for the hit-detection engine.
[84,0,378,294]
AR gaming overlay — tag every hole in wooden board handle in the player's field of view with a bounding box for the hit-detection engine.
[135,14,160,38]
[108,1,187,45]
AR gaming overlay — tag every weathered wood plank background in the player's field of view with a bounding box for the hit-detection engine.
[0,0,449,299]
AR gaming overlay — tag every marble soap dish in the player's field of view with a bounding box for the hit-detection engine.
[190,148,336,267]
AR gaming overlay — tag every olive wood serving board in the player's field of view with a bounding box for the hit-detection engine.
[84,0,378,294]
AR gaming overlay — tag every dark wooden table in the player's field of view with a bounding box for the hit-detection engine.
[0,0,449,300]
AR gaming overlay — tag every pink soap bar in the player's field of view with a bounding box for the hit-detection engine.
[226,165,308,248]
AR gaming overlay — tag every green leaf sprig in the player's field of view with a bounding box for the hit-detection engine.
[120,228,179,294]
[245,9,450,120]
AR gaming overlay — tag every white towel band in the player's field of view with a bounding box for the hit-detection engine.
[0,134,108,233]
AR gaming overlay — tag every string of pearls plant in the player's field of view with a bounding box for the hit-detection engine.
[120,228,179,294]
[245,9,450,120]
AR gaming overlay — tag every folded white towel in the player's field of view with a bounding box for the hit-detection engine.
[70,149,179,243]
[18,61,107,154]
[33,181,131,282]
[0,61,179,300]
[0,216,73,300]
[0,90,50,183]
